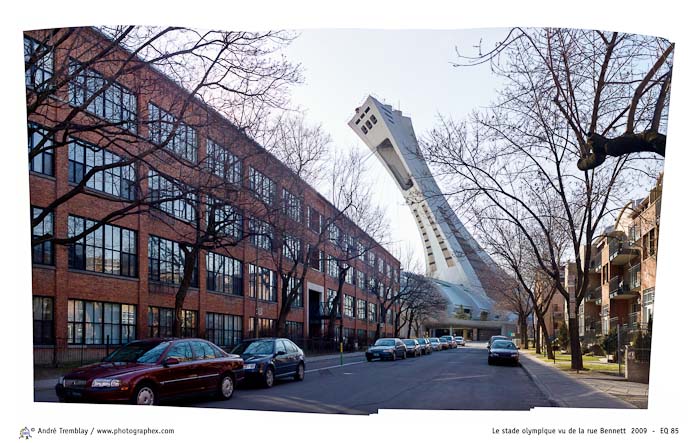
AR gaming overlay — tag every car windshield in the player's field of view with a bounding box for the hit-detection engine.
[404,339,416,345]
[492,341,516,350]
[375,339,395,347]
[232,340,274,355]
[103,341,169,363]
[430,338,438,342]
[439,338,447,342]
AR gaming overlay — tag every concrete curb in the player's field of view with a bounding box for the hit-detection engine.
[518,357,562,407]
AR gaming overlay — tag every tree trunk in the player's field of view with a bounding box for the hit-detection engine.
[174,246,198,337]
[325,269,346,341]
[519,315,529,349]
[534,309,554,359]
[568,314,583,370]
[535,321,541,354]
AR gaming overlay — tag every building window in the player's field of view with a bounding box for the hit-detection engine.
[24,36,53,90]
[28,123,54,176]
[206,313,243,349]
[148,306,174,338]
[307,206,321,233]
[345,266,354,285]
[284,277,304,308]
[344,294,355,318]
[206,252,243,296]
[357,299,367,320]
[32,207,54,265]
[148,102,197,162]
[285,321,303,341]
[68,138,136,200]
[282,234,301,261]
[327,255,339,279]
[68,59,137,132]
[328,223,340,245]
[282,188,301,222]
[309,247,323,272]
[181,310,199,338]
[68,215,138,277]
[368,303,377,322]
[205,196,243,240]
[148,172,196,222]
[248,167,276,205]
[367,251,376,268]
[67,300,136,345]
[378,256,384,274]
[357,270,366,291]
[649,229,656,257]
[249,318,277,337]
[206,139,241,184]
[248,217,273,251]
[249,264,277,302]
[148,235,199,286]
[33,296,54,345]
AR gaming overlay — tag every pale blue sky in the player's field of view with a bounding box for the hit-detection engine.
[284,28,510,268]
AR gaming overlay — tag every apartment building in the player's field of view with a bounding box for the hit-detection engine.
[579,175,661,345]
[26,28,399,364]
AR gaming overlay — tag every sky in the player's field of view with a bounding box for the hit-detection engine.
[283,28,510,270]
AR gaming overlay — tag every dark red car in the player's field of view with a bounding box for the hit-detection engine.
[55,338,244,405]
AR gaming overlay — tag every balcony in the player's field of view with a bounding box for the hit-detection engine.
[629,263,641,290]
[589,252,602,273]
[585,286,602,304]
[608,238,640,265]
[609,275,640,300]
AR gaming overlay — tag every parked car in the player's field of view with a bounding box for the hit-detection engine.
[231,338,305,388]
[416,338,432,355]
[438,337,450,350]
[403,339,421,357]
[487,335,512,350]
[441,335,457,349]
[487,339,520,366]
[55,338,244,405]
[454,336,465,347]
[366,338,407,361]
[428,337,442,351]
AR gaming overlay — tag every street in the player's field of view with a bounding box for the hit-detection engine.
[36,344,551,414]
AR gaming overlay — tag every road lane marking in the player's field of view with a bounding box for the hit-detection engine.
[306,361,366,373]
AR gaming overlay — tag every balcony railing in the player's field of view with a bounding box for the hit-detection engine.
[609,238,640,264]
[609,275,640,300]
[589,252,602,272]
[585,286,602,303]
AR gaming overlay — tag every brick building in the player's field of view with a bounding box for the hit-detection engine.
[27,27,399,365]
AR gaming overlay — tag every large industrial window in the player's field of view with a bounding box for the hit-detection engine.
[68,215,137,277]
[68,138,135,200]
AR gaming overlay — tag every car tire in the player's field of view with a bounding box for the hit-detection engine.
[217,373,235,400]
[391,352,397,361]
[294,363,305,381]
[366,356,372,362]
[263,366,275,388]
[487,358,493,366]
[133,382,157,406]
[402,350,407,359]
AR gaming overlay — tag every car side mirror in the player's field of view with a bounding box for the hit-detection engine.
[163,357,179,366]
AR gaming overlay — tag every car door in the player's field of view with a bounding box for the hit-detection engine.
[272,339,292,375]
[395,339,406,358]
[159,341,198,399]
[190,340,221,392]
[283,340,301,369]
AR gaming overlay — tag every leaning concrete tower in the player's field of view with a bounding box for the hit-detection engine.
[348,95,507,309]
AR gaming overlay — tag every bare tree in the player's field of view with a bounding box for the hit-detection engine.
[425,29,664,369]
[454,28,673,171]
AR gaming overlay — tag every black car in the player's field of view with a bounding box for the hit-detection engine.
[487,335,512,350]
[403,339,421,357]
[231,338,305,388]
[365,338,407,361]
[487,340,519,366]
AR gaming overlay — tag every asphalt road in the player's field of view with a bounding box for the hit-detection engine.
[187,346,551,414]
[35,346,551,413]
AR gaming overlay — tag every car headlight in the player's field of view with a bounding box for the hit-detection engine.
[243,363,256,370]
[91,378,121,388]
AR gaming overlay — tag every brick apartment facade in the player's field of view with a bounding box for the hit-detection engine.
[26,28,400,365]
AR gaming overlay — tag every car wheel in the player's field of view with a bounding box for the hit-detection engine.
[294,363,305,381]
[366,356,372,362]
[402,350,407,359]
[391,351,397,361]
[263,366,275,388]
[133,383,157,405]
[487,358,493,365]
[217,374,235,400]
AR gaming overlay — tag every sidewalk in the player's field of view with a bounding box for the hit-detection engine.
[518,351,637,408]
